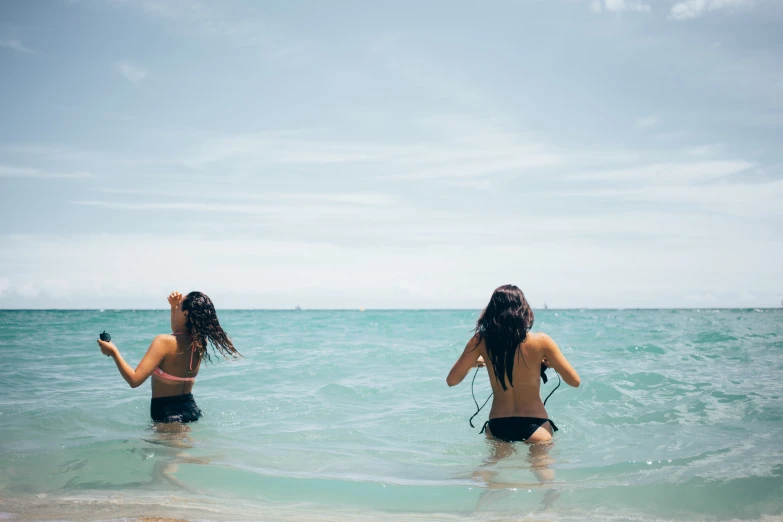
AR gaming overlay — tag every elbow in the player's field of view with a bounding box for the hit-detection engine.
[446,375,459,387]
[570,375,581,388]
[129,379,143,389]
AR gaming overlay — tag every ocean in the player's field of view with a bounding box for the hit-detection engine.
[0,309,781,521]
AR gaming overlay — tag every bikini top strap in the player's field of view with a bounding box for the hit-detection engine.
[171,332,196,372]
[479,420,489,434]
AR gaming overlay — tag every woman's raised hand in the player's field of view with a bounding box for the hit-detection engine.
[97,339,118,357]
[167,291,183,308]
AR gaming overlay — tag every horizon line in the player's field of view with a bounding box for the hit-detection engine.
[0,307,781,312]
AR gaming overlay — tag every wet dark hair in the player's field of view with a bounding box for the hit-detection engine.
[474,285,535,391]
[181,291,240,365]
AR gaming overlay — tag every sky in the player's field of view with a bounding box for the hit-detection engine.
[1,0,782,309]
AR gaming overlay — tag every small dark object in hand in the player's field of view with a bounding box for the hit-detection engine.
[540,363,549,384]
[99,331,111,342]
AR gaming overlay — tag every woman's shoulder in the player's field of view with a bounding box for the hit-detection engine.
[152,334,180,349]
[525,331,555,346]
[465,333,488,355]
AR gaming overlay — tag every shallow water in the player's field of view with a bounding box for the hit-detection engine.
[1,309,782,521]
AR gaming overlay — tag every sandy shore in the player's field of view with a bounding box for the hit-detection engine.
[3,493,783,522]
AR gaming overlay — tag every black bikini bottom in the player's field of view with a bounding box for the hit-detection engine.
[481,417,558,442]
[150,393,202,423]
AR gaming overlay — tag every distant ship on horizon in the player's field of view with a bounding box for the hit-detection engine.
[543,303,548,310]
[294,305,302,311]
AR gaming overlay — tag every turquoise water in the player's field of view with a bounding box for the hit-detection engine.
[1,309,782,521]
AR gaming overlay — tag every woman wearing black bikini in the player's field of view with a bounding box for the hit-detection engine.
[447,285,580,443]
[97,291,240,423]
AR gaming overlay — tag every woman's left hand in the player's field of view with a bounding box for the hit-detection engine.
[168,291,183,308]
[475,355,486,368]
[97,339,118,358]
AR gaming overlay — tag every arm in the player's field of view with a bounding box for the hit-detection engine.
[169,291,183,332]
[446,336,483,387]
[98,335,171,389]
[541,334,580,387]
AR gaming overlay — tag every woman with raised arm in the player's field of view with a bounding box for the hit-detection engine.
[447,285,580,443]
[97,291,241,423]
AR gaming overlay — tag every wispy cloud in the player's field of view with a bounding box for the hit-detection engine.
[0,39,35,54]
[602,0,652,13]
[636,115,660,129]
[114,61,147,84]
[73,191,394,210]
[180,126,567,180]
[670,0,752,21]
[557,179,783,218]
[687,144,723,157]
[69,190,399,221]
[104,0,291,56]
[566,159,755,184]
[106,0,202,22]
[0,165,93,179]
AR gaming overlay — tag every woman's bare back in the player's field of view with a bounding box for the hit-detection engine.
[152,334,200,398]
[479,332,551,420]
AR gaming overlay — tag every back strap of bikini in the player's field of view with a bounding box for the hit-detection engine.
[172,332,197,372]
[479,421,489,434]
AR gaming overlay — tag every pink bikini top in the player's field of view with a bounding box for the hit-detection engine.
[152,332,197,383]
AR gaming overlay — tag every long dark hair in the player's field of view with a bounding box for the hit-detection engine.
[474,285,535,391]
[181,291,240,365]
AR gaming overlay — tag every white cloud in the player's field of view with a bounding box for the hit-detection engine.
[558,179,783,218]
[0,278,73,301]
[1,227,780,308]
[637,115,660,128]
[0,39,35,54]
[687,144,723,157]
[670,0,752,21]
[179,127,566,180]
[70,199,389,219]
[91,187,395,205]
[114,61,147,84]
[106,0,202,21]
[590,0,604,13]
[567,159,755,184]
[0,165,93,179]
[104,0,290,54]
[17,283,40,299]
[603,0,652,13]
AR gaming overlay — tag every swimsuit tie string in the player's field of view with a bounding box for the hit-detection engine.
[469,367,493,428]
[543,373,561,406]
[469,366,562,428]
